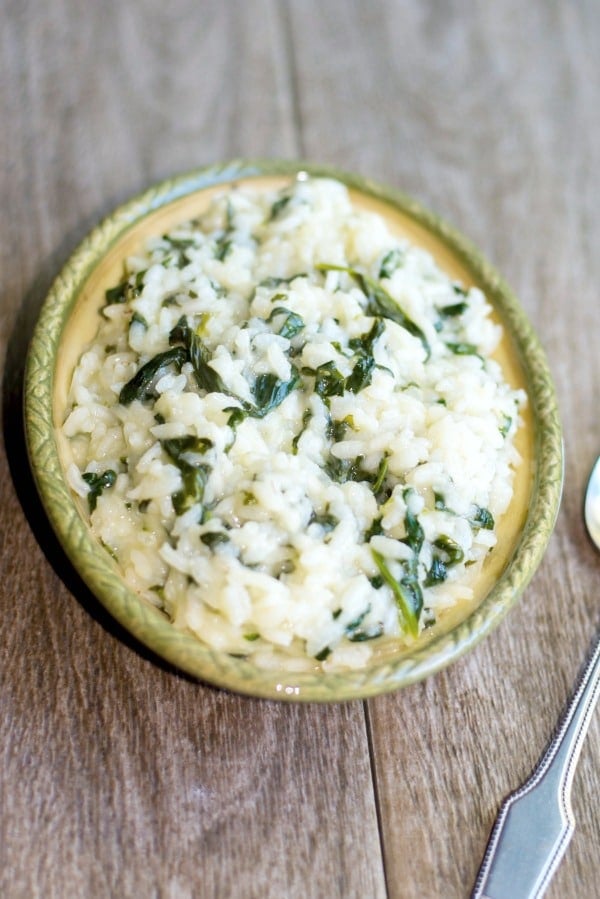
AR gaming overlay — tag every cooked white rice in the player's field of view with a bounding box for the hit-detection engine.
[63,176,525,671]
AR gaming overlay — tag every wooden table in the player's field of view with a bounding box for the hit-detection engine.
[2,3,599,897]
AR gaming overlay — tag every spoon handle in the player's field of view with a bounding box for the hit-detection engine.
[472,633,600,899]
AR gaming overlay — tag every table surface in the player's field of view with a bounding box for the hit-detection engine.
[2,2,600,897]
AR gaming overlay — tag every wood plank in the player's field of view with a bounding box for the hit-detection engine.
[0,2,385,897]
[287,1,600,896]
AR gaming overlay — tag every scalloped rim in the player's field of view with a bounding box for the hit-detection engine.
[24,159,563,701]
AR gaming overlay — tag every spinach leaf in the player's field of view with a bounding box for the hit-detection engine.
[200,531,230,549]
[316,263,430,358]
[259,273,307,289]
[343,606,384,642]
[446,341,479,356]
[82,469,117,513]
[438,301,468,317]
[162,438,211,516]
[162,236,196,267]
[169,318,229,394]
[214,236,232,261]
[322,453,366,484]
[424,535,464,586]
[499,415,512,437]
[161,436,213,460]
[269,194,292,220]
[371,455,389,493]
[345,319,384,394]
[402,491,425,554]
[173,465,210,515]
[118,347,187,405]
[309,511,339,533]
[170,317,300,419]
[378,247,405,279]
[424,556,448,586]
[104,270,146,308]
[266,306,305,340]
[292,408,313,455]
[252,368,301,418]
[469,506,494,530]
[303,361,346,400]
[371,550,422,638]
[433,535,464,565]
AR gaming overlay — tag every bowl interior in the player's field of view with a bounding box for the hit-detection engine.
[26,160,563,701]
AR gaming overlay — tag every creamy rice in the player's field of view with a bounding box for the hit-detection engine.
[62,176,525,670]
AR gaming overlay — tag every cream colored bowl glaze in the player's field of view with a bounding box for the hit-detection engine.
[26,160,563,701]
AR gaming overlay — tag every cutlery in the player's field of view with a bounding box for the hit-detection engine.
[472,458,600,898]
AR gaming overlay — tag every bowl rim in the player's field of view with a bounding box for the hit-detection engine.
[24,158,564,701]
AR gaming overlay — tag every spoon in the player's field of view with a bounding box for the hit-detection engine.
[472,459,600,898]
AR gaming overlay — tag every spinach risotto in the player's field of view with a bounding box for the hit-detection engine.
[63,176,525,670]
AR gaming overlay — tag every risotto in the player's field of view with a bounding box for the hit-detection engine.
[62,176,525,671]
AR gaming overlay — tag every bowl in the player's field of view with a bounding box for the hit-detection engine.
[24,159,563,701]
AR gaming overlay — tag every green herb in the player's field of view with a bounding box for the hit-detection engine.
[161,436,213,460]
[424,535,464,586]
[163,236,195,251]
[200,531,230,549]
[309,511,339,533]
[434,492,447,511]
[371,550,422,638]
[214,236,232,261]
[469,506,494,530]
[499,415,512,437]
[243,632,260,642]
[162,235,196,267]
[438,301,468,317]
[269,194,292,220]
[169,318,229,394]
[266,306,305,339]
[315,646,331,662]
[292,408,313,454]
[252,368,301,418]
[402,491,424,554]
[259,273,307,289]
[323,453,366,484]
[446,341,479,356]
[104,270,146,308]
[365,516,383,540]
[372,455,389,493]
[378,247,405,279]
[433,535,464,565]
[82,469,117,513]
[104,282,128,305]
[346,608,385,641]
[303,361,346,400]
[226,407,247,430]
[316,263,430,358]
[424,556,448,586]
[118,346,187,405]
[345,318,385,393]
[171,317,300,419]
[162,438,211,516]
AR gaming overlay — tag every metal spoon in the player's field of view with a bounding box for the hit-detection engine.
[472,459,600,898]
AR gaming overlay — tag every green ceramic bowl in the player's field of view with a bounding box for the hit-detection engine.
[24,159,563,701]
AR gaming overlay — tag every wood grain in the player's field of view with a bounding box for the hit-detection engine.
[2,1,600,897]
